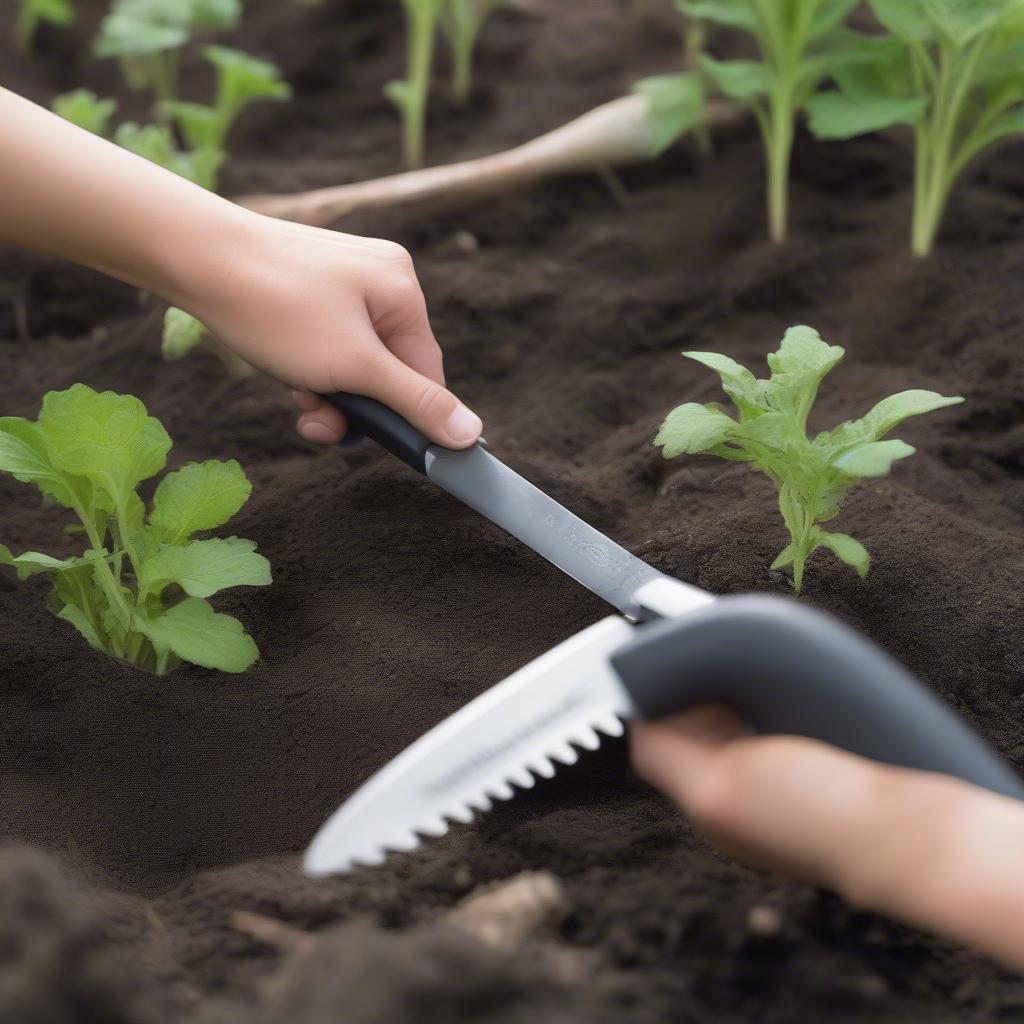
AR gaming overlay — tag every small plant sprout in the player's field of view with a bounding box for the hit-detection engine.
[162,307,253,376]
[53,46,289,192]
[52,90,118,137]
[387,0,444,169]
[440,0,503,107]
[676,0,863,243]
[15,0,74,53]
[0,385,271,674]
[94,0,241,104]
[808,1,1024,257]
[654,326,963,591]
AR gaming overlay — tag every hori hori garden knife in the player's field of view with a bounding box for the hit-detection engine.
[304,393,1024,876]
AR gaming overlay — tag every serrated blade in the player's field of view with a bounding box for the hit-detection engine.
[304,616,638,876]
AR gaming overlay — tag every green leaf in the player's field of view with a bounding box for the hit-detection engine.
[162,307,209,360]
[859,390,965,439]
[138,537,271,600]
[39,385,171,513]
[683,351,765,418]
[814,529,870,577]
[770,542,798,571]
[15,0,74,52]
[57,603,105,651]
[833,439,915,477]
[654,403,737,458]
[808,0,860,40]
[0,547,106,582]
[867,0,935,40]
[633,73,706,156]
[699,55,771,103]
[51,90,118,138]
[160,100,224,151]
[674,0,757,32]
[808,90,927,139]
[150,459,252,544]
[137,597,259,672]
[204,45,292,124]
[764,326,844,421]
[0,417,82,509]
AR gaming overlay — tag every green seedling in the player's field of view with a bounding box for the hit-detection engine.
[676,0,863,243]
[808,0,1024,257]
[94,0,241,104]
[440,0,503,107]
[387,0,444,169]
[160,45,292,176]
[52,89,118,137]
[654,326,963,591]
[162,307,253,376]
[0,385,270,675]
[632,72,707,156]
[15,0,74,52]
[53,46,288,192]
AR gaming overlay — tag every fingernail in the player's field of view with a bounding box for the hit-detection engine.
[444,403,482,444]
[300,420,338,445]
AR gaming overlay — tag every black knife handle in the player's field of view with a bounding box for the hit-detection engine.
[323,393,431,474]
[611,595,1024,801]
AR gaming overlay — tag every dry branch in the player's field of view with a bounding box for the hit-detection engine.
[236,95,741,228]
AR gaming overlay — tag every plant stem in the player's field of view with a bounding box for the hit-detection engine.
[401,0,440,169]
[766,84,794,244]
[450,29,474,106]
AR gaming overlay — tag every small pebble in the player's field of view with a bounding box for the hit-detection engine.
[454,230,479,254]
[857,973,889,999]
[746,903,782,937]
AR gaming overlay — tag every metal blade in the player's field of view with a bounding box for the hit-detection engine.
[304,616,638,876]
[424,444,708,621]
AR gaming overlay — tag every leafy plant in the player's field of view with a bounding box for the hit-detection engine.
[440,0,503,107]
[0,385,271,674]
[53,46,289,192]
[52,89,118,137]
[676,0,863,243]
[94,0,241,103]
[162,307,253,376]
[15,0,74,52]
[654,326,963,590]
[387,0,444,169]
[808,0,1024,257]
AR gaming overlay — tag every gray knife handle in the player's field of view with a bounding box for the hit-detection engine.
[611,595,1024,801]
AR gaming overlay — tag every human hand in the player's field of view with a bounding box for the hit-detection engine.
[630,706,1024,971]
[180,213,482,448]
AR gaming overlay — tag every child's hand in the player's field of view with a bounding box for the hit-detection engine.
[631,707,1024,971]
[186,214,482,447]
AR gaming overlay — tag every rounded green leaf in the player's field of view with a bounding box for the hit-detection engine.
[150,459,252,543]
[815,530,870,577]
[137,597,259,673]
[139,537,271,600]
[655,403,736,458]
[833,439,915,477]
[699,56,771,103]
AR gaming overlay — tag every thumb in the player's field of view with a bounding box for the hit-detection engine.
[366,351,482,449]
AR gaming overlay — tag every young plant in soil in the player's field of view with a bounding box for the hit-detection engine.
[0,385,271,674]
[440,0,503,107]
[676,0,863,243]
[94,0,241,105]
[654,326,963,590]
[387,0,444,169]
[14,0,74,53]
[807,0,1024,257]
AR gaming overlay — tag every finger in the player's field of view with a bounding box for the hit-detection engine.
[292,389,321,413]
[364,349,482,449]
[295,399,348,445]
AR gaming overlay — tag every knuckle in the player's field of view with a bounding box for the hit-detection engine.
[375,240,414,267]
[413,381,453,423]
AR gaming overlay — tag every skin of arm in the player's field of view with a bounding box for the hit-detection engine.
[0,87,483,448]
[631,706,1024,972]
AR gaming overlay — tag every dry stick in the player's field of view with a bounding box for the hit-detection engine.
[230,910,316,953]
[236,95,741,228]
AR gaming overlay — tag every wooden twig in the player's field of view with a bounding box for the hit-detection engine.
[230,910,316,953]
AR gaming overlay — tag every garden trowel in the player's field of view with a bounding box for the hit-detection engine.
[304,394,1024,876]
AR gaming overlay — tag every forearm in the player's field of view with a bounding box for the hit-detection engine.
[0,87,248,309]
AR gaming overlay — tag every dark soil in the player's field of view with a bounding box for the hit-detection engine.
[2,1,1024,1021]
